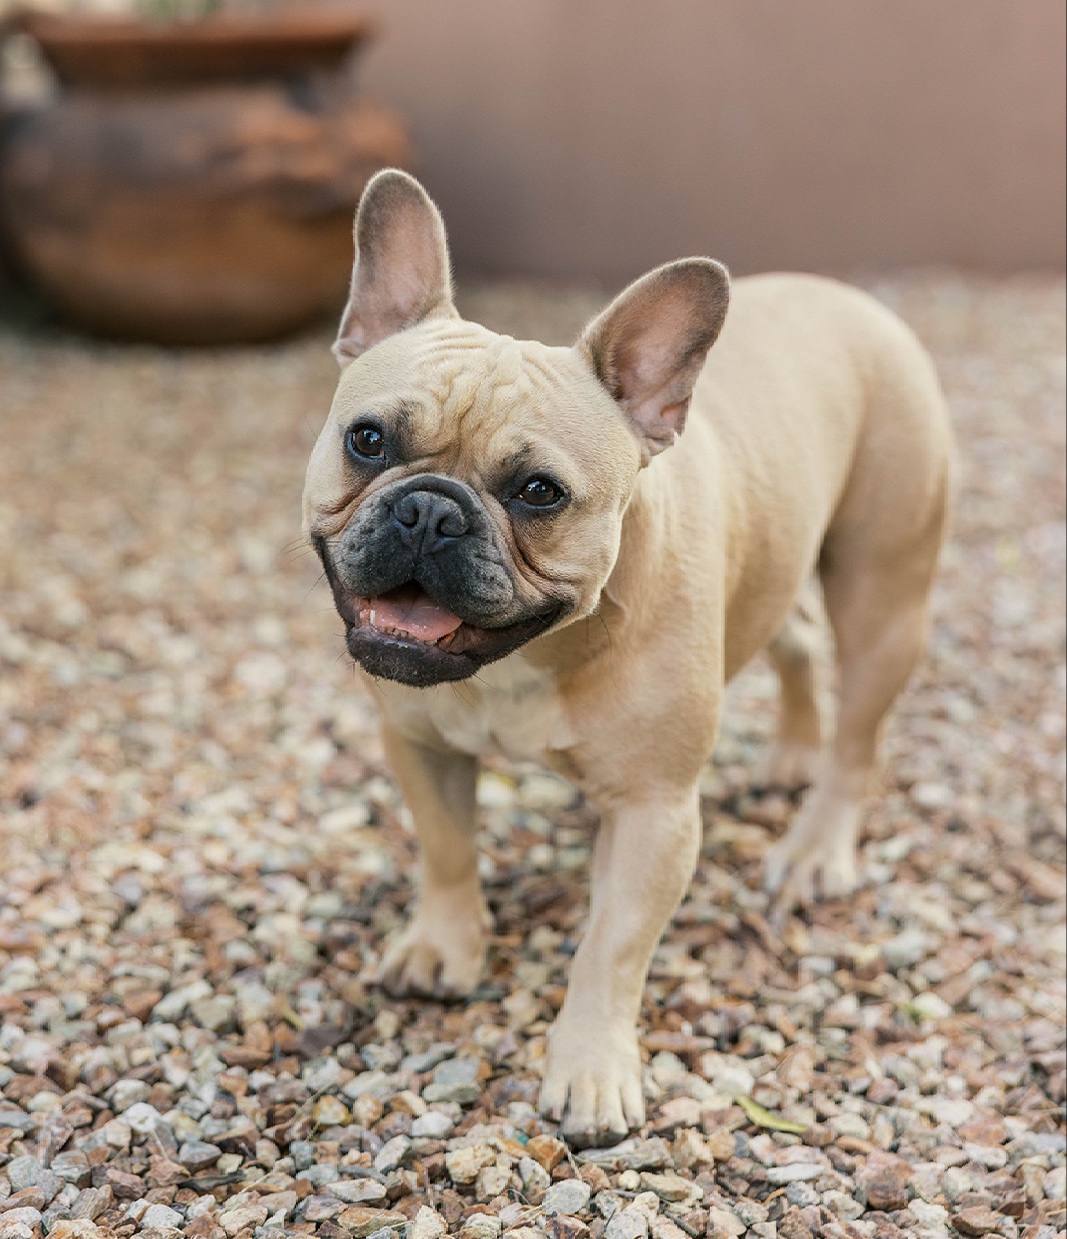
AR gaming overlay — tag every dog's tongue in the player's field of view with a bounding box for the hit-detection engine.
[369,588,464,642]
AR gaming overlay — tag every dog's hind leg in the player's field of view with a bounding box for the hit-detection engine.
[764,477,949,912]
[755,581,826,793]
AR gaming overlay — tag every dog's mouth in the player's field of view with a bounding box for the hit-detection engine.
[312,535,564,686]
[343,582,562,687]
[359,584,472,652]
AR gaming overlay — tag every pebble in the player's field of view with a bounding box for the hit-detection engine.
[605,1212,649,1239]
[706,1206,746,1237]
[140,1204,184,1229]
[1045,1165,1066,1200]
[411,1111,455,1139]
[542,1180,592,1216]
[328,1179,389,1204]
[908,1200,950,1228]
[410,1206,448,1239]
[447,1144,497,1186]
[219,1204,268,1235]
[177,1141,221,1171]
[312,1094,351,1126]
[461,1215,503,1239]
[766,1164,823,1184]
[0,1209,42,1231]
[952,1206,1005,1236]
[374,1134,413,1173]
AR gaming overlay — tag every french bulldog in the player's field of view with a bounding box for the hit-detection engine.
[304,169,952,1146]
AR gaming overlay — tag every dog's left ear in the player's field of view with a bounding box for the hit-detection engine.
[577,259,730,460]
[333,169,457,367]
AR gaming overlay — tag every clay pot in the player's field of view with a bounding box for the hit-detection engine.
[0,11,412,343]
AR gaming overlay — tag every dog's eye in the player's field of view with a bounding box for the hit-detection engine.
[347,422,385,461]
[517,477,563,508]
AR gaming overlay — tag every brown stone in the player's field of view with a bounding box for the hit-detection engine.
[105,1168,144,1199]
[123,990,163,1023]
[336,1206,408,1236]
[578,1165,610,1194]
[953,1206,1004,1236]
[777,1207,814,1239]
[183,1217,225,1239]
[858,1150,911,1212]
[546,1217,590,1239]
[0,1186,47,1211]
[958,1114,1008,1146]
[526,1134,568,1173]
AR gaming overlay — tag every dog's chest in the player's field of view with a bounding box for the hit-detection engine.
[383,656,569,762]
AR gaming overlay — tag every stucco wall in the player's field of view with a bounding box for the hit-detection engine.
[358,0,1066,281]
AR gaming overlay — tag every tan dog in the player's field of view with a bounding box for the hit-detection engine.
[303,170,952,1147]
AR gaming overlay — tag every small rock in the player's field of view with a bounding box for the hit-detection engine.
[527,1134,568,1173]
[328,1180,388,1205]
[1045,1165,1066,1200]
[907,1200,950,1229]
[373,1135,412,1173]
[639,1172,700,1205]
[0,1111,36,1133]
[409,1206,447,1239]
[766,1163,822,1185]
[910,991,953,1021]
[817,1189,862,1219]
[475,1163,512,1200]
[423,1057,481,1106]
[219,1204,268,1236]
[446,1144,496,1186]
[5,1158,43,1192]
[670,1129,713,1170]
[50,1153,92,1189]
[121,1101,165,1134]
[706,1206,746,1238]
[0,1189,46,1212]
[953,1205,1004,1236]
[829,1112,870,1140]
[605,1212,648,1239]
[297,1163,341,1188]
[335,1207,408,1237]
[411,1111,454,1140]
[178,1141,222,1171]
[0,1209,42,1232]
[460,1214,502,1239]
[542,1180,592,1216]
[578,1138,670,1172]
[518,1156,552,1195]
[140,1204,184,1229]
[313,1095,351,1127]
[303,1196,345,1221]
[547,1218,590,1239]
[859,1150,911,1211]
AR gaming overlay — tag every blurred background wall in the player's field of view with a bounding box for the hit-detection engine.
[356,0,1066,282]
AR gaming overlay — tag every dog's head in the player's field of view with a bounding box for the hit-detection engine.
[304,170,729,687]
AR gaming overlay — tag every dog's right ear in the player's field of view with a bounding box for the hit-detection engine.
[333,170,457,367]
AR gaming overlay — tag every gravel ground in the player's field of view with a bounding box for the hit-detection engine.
[0,272,1064,1239]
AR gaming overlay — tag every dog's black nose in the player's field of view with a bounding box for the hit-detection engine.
[392,489,470,555]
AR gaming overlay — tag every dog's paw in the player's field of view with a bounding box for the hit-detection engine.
[763,796,860,917]
[378,910,487,1000]
[753,741,821,794]
[539,1025,645,1148]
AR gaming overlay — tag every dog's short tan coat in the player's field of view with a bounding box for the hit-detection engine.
[304,171,952,1146]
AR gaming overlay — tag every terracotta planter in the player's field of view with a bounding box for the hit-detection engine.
[0,11,413,343]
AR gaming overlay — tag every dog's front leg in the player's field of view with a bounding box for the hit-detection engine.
[540,786,702,1147]
[378,724,490,999]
